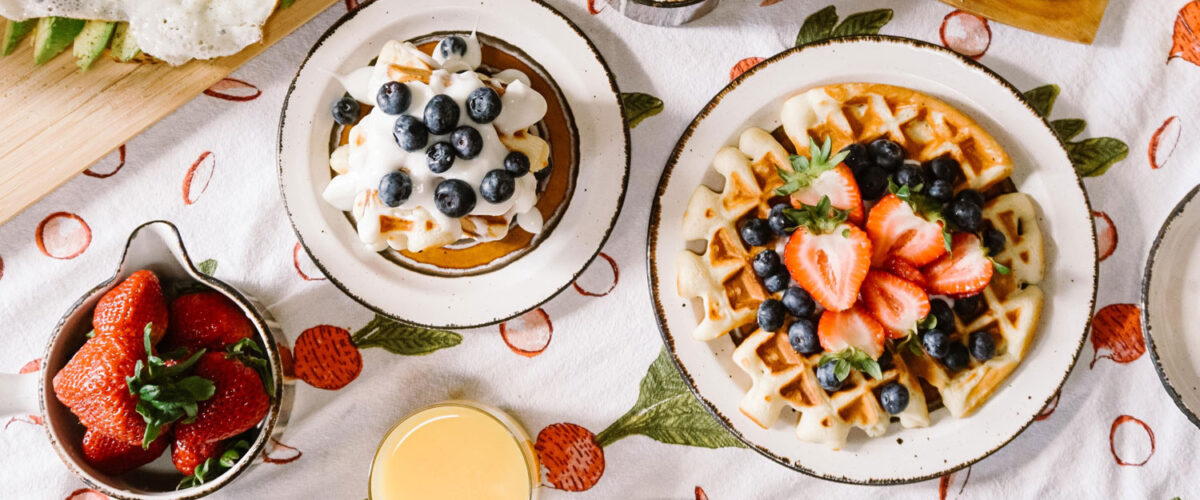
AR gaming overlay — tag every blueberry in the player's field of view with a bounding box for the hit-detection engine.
[504,151,531,176]
[433,179,476,217]
[969,330,996,361]
[450,126,483,159]
[376,81,411,115]
[840,143,872,174]
[393,115,428,152]
[926,179,954,203]
[922,330,950,359]
[426,142,455,173]
[757,299,785,332]
[782,287,816,318]
[856,166,889,201]
[788,318,821,355]
[480,170,516,203]
[983,227,1006,255]
[953,294,986,323]
[878,381,909,414]
[424,94,460,135]
[739,218,771,247]
[929,298,954,332]
[954,189,985,209]
[892,164,926,192]
[466,87,502,124]
[868,138,904,171]
[926,156,961,183]
[763,272,790,294]
[942,343,969,371]
[944,198,983,233]
[437,35,468,59]
[817,360,844,392]
[331,96,360,125]
[767,204,794,236]
[378,171,412,207]
[752,250,783,277]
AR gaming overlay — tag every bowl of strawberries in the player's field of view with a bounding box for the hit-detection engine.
[0,221,291,499]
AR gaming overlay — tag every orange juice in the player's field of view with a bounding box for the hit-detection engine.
[369,401,539,500]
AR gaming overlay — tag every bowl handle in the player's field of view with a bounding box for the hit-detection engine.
[0,372,40,417]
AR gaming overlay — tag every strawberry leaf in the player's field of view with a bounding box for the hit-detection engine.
[782,195,848,235]
[226,338,274,396]
[819,347,883,381]
[889,180,952,251]
[896,332,923,357]
[126,324,216,448]
[178,438,251,489]
[991,258,1011,275]
[775,135,848,196]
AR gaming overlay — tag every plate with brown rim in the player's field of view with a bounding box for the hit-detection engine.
[646,36,1096,484]
[278,0,628,329]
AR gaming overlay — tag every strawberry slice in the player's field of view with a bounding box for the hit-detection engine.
[781,197,872,312]
[860,270,931,338]
[866,193,947,267]
[883,255,927,289]
[817,305,886,360]
[774,136,864,224]
[923,232,994,296]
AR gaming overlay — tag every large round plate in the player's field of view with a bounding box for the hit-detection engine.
[1142,184,1200,430]
[279,0,628,328]
[647,36,1097,484]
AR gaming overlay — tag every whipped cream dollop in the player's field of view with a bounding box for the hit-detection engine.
[322,35,551,253]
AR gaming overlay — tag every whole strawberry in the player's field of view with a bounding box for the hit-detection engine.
[174,346,270,448]
[172,438,221,476]
[82,428,170,475]
[94,270,169,344]
[162,292,253,352]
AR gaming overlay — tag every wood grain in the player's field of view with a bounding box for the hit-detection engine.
[0,1,338,225]
[939,0,1109,44]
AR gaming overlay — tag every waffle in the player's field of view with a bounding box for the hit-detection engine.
[676,82,1045,447]
[901,193,1045,417]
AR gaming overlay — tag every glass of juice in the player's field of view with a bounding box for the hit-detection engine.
[369,401,540,500]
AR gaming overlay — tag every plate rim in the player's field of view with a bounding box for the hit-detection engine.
[276,0,631,329]
[1140,182,1200,431]
[644,34,1098,485]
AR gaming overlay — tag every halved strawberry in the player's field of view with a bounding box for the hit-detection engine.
[817,305,886,360]
[866,193,947,267]
[774,136,864,224]
[781,197,871,312]
[922,233,994,296]
[883,255,927,289]
[860,270,930,338]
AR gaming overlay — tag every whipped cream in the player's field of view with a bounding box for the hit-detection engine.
[322,35,551,253]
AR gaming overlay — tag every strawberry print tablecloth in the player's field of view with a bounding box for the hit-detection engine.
[3,0,1200,498]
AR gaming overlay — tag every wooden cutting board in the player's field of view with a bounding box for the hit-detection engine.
[939,0,1109,44]
[0,1,338,225]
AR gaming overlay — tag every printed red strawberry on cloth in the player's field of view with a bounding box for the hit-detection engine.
[781,196,872,312]
[776,136,865,224]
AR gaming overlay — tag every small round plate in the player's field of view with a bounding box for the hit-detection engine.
[1142,184,1200,430]
[279,0,628,328]
[647,36,1097,484]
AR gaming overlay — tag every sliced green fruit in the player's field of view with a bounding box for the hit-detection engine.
[33,17,85,65]
[73,20,114,70]
[109,22,140,62]
[2,18,36,57]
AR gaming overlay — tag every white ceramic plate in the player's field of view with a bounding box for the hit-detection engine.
[647,36,1097,484]
[1142,184,1200,430]
[278,0,628,328]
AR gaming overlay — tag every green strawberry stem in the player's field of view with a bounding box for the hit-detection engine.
[177,438,251,489]
[126,324,216,448]
[775,135,848,196]
[889,181,952,252]
[226,338,274,396]
[819,347,883,382]
[782,195,848,235]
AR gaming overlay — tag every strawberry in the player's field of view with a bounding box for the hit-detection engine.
[54,326,214,447]
[860,270,931,338]
[172,438,221,476]
[923,232,994,296]
[883,255,927,289]
[535,423,605,492]
[162,292,254,352]
[93,270,168,345]
[81,428,170,475]
[174,348,270,448]
[293,325,362,390]
[775,136,864,224]
[781,197,872,312]
[817,305,886,360]
[866,192,948,267]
